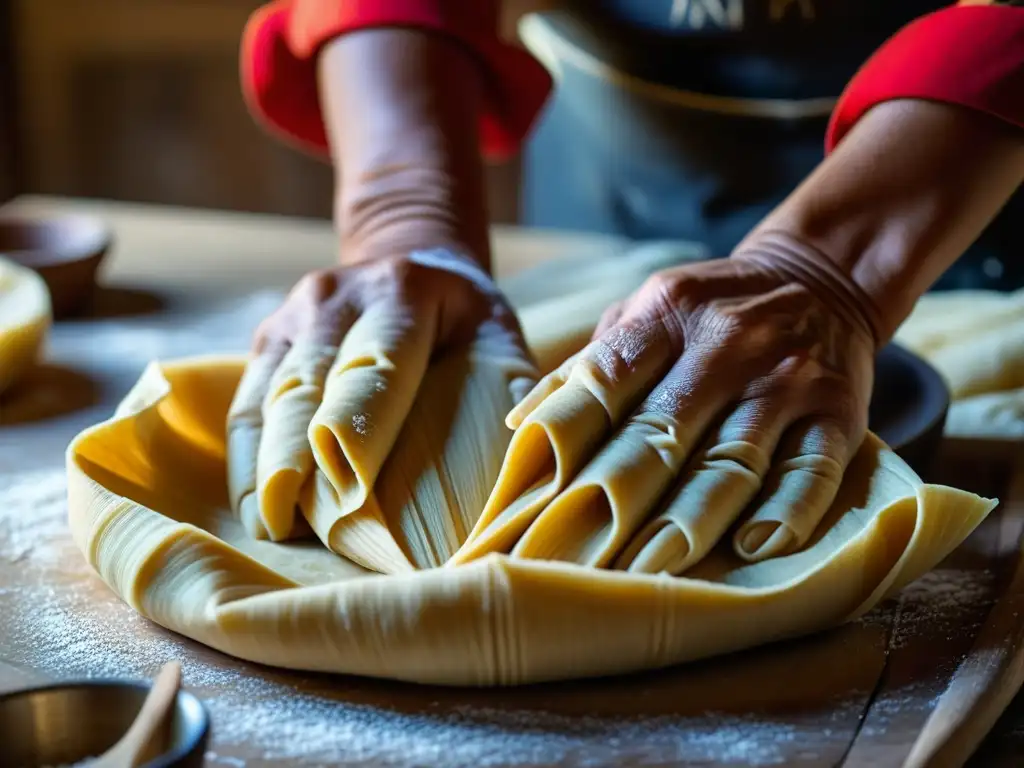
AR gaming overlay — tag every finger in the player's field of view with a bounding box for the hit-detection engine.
[511,346,753,569]
[226,341,288,540]
[256,337,342,540]
[615,395,794,574]
[306,298,437,558]
[507,318,672,429]
[504,350,581,430]
[732,416,852,562]
[464,310,539,409]
[594,300,625,339]
[452,320,677,565]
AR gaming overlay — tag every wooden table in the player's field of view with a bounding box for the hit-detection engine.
[2,196,1024,767]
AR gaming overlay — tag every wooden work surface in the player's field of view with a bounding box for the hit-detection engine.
[2,196,1024,767]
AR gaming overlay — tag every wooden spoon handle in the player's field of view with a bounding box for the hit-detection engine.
[92,661,182,768]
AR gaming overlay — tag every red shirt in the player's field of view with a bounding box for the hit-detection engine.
[240,1,1024,159]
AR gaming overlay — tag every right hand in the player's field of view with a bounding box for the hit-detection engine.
[226,248,536,541]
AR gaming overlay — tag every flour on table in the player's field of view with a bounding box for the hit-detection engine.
[0,468,70,564]
[890,568,995,650]
[54,291,286,370]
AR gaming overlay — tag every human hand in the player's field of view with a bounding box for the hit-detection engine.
[226,248,536,542]
[507,233,880,573]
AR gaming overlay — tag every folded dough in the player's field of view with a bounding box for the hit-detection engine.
[67,357,994,685]
[0,258,51,396]
[289,243,692,573]
[303,320,535,573]
[896,287,1024,438]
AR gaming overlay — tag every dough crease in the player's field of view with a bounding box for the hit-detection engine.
[68,357,995,686]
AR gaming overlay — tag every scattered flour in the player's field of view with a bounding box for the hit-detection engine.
[851,568,996,743]
[889,568,995,650]
[854,567,995,648]
[0,469,72,565]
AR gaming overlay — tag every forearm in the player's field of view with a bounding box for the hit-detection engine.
[745,100,1024,342]
[317,29,492,268]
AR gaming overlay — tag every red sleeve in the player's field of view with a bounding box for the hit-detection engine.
[240,0,552,161]
[826,4,1024,153]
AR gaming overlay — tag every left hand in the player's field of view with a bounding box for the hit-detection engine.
[225,247,534,543]
[509,234,879,570]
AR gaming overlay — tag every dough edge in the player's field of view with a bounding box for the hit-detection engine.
[0,258,51,395]
[66,356,997,686]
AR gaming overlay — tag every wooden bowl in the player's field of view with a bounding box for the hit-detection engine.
[0,214,113,318]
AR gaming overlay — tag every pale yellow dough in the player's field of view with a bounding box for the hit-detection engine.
[67,247,997,686]
[896,287,1024,438]
[0,258,51,396]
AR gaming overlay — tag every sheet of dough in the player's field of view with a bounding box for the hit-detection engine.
[0,258,51,395]
[896,287,1024,438]
[69,347,994,686]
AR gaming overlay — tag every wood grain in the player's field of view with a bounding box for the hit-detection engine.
[903,456,1024,767]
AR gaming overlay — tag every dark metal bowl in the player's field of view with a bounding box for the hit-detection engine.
[0,679,209,767]
[0,214,112,318]
[869,343,950,479]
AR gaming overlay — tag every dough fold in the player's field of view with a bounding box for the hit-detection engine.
[896,287,1024,438]
[68,357,995,686]
[305,322,537,573]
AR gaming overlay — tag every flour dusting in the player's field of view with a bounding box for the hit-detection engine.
[890,568,995,650]
[0,469,71,564]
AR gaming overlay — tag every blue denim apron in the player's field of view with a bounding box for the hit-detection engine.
[519,3,1023,291]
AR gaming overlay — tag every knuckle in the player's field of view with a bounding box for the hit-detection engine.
[597,301,623,329]
[580,337,633,385]
[773,354,816,382]
[641,271,692,311]
[297,269,340,302]
[811,397,864,443]
[710,446,771,479]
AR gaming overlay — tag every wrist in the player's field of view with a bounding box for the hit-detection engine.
[744,100,1024,342]
[731,231,885,349]
[335,164,490,269]
[319,28,492,269]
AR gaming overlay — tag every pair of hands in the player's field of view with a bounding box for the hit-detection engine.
[226,229,879,565]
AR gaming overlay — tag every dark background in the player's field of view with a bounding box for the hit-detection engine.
[0,0,524,223]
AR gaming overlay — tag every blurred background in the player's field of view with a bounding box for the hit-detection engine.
[0,0,525,223]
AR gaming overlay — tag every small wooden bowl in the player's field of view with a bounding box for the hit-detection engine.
[0,214,113,318]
